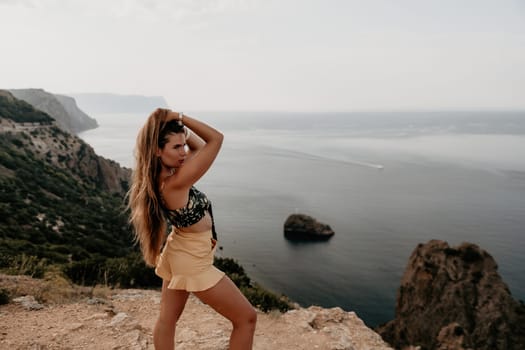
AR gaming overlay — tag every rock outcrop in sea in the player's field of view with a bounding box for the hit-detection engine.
[377,240,525,350]
[284,213,335,241]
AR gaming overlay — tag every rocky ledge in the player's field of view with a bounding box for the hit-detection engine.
[377,240,525,350]
[0,274,392,350]
[284,213,335,241]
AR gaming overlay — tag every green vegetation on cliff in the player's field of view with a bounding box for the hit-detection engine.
[0,93,54,124]
[0,131,135,273]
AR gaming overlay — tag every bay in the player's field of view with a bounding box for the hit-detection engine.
[79,111,525,326]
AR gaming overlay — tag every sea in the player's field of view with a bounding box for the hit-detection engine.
[79,111,525,327]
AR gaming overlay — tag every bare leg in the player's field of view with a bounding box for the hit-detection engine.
[154,280,190,350]
[193,276,257,350]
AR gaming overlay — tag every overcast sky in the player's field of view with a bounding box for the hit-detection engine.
[1,0,524,111]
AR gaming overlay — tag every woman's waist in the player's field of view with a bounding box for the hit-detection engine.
[163,227,216,257]
[172,227,213,236]
[172,211,212,232]
[167,207,212,226]
[170,222,213,238]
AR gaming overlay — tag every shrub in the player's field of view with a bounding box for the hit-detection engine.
[241,283,291,312]
[215,257,292,312]
[2,254,48,278]
[63,253,161,288]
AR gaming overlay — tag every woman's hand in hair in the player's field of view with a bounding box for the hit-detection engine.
[165,109,182,123]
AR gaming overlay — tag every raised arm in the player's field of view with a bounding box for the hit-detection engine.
[165,111,223,188]
[184,126,205,156]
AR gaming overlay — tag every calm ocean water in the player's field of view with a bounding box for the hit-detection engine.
[79,111,525,327]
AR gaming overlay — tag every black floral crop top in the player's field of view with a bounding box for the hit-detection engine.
[161,186,217,239]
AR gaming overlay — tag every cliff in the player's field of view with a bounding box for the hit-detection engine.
[0,112,129,195]
[0,90,54,124]
[377,240,525,350]
[55,93,99,132]
[67,92,168,114]
[9,88,98,133]
[0,90,138,287]
[0,274,393,350]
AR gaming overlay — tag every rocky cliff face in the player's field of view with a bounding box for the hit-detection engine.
[377,240,525,350]
[0,116,129,195]
[9,88,98,133]
[0,90,129,194]
[55,93,98,132]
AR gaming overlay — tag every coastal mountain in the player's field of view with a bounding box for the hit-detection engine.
[377,240,525,350]
[1,90,129,195]
[0,90,54,125]
[0,89,142,287]
[67,93,168,114]
[9,88,98,134]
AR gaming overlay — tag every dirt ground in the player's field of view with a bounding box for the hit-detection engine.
[0,274,393,350]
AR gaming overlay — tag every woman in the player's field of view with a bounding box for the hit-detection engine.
[128,108,257,349]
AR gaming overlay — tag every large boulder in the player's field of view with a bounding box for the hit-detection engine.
[284,214,335,241]
[377,240,525,350]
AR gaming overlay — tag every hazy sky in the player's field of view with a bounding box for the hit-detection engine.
[1,0,524,111]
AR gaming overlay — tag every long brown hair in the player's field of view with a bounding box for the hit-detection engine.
[127,108,183,266]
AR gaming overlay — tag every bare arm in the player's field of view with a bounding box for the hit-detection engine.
[185,127,205,156]
[165,111,223,188]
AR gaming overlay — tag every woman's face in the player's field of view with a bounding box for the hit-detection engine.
[157,132,187,169]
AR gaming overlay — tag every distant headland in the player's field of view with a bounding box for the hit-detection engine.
[66,93,168,114]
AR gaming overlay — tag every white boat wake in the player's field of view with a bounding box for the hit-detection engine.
[264,146,385,170]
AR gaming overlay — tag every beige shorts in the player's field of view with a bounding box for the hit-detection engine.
[155,228,225,292]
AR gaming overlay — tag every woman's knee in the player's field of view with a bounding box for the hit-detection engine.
[233,306,257,329]
[249,308,258,329]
